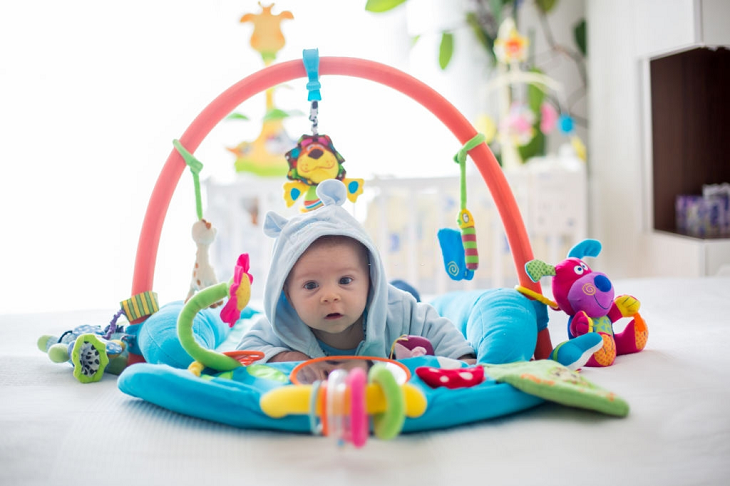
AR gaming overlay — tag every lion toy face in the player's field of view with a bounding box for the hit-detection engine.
[285,134,345,185]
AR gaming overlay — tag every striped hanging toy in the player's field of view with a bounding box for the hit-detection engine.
[437,133,485,280]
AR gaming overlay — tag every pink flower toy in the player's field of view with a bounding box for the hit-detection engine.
[220,253,254,327]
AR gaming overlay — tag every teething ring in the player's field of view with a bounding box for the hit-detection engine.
[326,370,348,444]
[222,350,264,366]
[368,364,406,440]
[308,380,323,436]
[347,367,368,448]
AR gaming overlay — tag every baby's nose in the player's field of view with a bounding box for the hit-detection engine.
[321,288,341,303]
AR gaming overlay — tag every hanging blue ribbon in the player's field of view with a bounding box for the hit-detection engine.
[302,48,321,102]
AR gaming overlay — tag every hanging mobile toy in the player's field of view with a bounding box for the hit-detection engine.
[437,133,485,281]
[283,49,364,212]
[173,140,221,306]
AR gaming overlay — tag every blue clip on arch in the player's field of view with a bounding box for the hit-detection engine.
[302,48,321,102]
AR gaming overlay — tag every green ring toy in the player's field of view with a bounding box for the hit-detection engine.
[177,281,242,372]
[369,363,406,440]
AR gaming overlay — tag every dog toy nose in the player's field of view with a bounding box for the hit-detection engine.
[594,274,612,292]
[309,148,324,159]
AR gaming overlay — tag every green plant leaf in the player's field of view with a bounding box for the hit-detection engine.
[466,12,496,65]
[535,0,558,13]
[226,112,249,121]
[527,67,546,113]
[439,32,454,70]
[518,129,546,161]
[574,19,586,56]
[490,0,504,24]
[262,108,303,122]
[365,0,408,13]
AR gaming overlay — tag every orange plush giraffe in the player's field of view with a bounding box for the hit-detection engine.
[240,3,293,64]
[186,219,221,307]
[231,2,296,177]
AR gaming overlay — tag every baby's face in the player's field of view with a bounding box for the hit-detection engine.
[285,239,369,341]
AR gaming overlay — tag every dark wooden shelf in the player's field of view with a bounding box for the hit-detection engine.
[650,47,730,234]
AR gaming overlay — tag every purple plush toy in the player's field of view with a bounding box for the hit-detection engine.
[390,335,435,360]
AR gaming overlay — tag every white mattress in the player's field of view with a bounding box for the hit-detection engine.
[2,277,729,486]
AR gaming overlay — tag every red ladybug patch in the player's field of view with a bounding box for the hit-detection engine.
[416,366,485,389]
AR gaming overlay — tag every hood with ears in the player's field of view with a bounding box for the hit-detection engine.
[260,179,389,357]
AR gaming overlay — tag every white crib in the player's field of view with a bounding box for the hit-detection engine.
[204,156,586,301]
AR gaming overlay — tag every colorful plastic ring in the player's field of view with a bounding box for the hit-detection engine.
[320,381,329,437]
[347,367,368,448]
[308,380,323,436]
[222,350,264,366]
[369,364,406,440]
[326,369,348,444]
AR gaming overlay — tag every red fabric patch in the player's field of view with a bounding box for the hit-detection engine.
[416,366,485,389]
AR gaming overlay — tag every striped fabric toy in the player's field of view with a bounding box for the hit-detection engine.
[458,208,479,270]
[120,291,159,322]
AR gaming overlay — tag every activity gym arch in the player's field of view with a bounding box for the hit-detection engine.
[130,56,552,359]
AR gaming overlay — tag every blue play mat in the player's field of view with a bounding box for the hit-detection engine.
[118,356,544,433]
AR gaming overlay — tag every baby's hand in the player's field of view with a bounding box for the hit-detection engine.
[296,361,338,384]
[269,351,310,363]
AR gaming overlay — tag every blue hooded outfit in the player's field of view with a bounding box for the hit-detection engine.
[236,179,476,362]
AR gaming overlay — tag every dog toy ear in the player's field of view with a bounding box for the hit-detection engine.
[525,259,556,282]
[567,239,602,259]
[263,211,290,238]
[316,179,347,207]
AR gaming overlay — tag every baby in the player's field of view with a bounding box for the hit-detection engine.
[237,179,476,365]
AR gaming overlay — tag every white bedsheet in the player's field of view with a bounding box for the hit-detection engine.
[1,277,729,486]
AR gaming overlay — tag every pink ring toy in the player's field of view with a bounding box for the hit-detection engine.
[130,57,548,359]
[347,367,368,448]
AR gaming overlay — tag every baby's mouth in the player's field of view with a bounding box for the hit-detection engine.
[325,313,343,320]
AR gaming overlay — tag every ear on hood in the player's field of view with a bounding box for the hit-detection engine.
[263,179,349,239]
[263,211,289,238]
[316,179,347,206]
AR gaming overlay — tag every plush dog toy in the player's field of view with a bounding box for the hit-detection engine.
[525,239,648,367]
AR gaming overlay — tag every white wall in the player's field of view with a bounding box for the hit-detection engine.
[586,0,647,278]
[0,0,588,314]
[0,0,498,314]
[0,0,412,314]
[587,0,730,278]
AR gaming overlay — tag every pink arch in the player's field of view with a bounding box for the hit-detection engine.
[131,57,550,355]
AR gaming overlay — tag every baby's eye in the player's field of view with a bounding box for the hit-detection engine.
[303,281,318,290]
[340,277,353,285]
